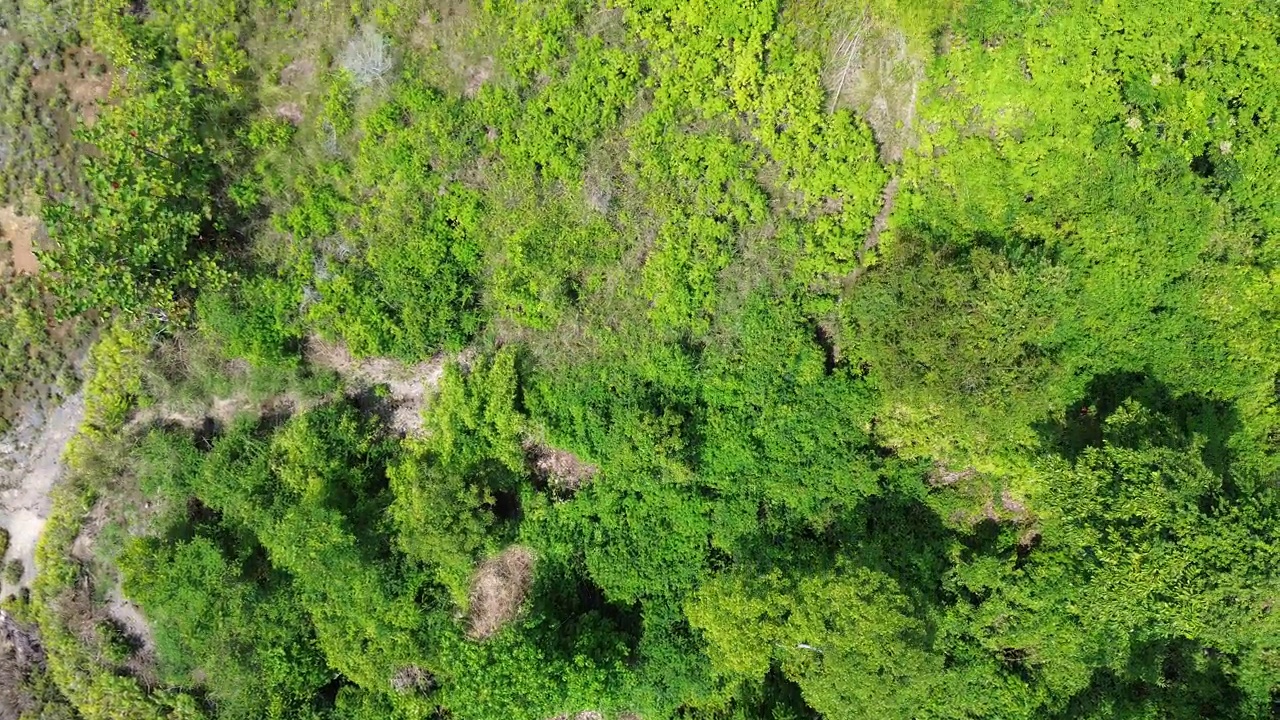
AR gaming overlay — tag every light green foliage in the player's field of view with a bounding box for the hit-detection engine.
[426,347,526,472]
[73,319,148,445]
[486,0,588,83]
[0,277,74,433]
[622,0,889,280]
[499,37,639,184]
[633,129,768,334]
[867,0,1280,469]
[196,274,303,368]
[291,82,487,359]
[618,0,779,121]
[25,0,1280,719]
[484,199,609,330]
[479,33,638,329]
[844,239,1074,467]
[85,0,247,90]
[689,562,937,720]
[147,0,249,92]
[388,445,493,607]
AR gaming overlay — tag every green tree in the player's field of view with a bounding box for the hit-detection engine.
[40,81,226,318]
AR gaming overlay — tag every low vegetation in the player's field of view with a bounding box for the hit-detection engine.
[0,0,1276,719]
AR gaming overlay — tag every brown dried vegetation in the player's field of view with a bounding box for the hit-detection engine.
[524,438,598,495]
[466,545,535,640]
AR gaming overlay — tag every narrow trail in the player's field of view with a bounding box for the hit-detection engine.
[843,175,900,294]
[862,175,900,259]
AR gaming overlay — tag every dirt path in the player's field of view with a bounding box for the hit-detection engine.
[306,337,459,435]
[0,392,84,596]
[842,176,900,294]
[862,175,899,258]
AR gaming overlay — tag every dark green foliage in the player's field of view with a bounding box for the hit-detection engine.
[388,349,527,604]
[3,558,21,585]
[699,292,880,536]
[120,537,330,720]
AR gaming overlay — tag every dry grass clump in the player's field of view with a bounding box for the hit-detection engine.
[390,665,435,694]
[524,439,598,496]
[340,25,394,88]
[547,712,605,720]
[466,545,535,640]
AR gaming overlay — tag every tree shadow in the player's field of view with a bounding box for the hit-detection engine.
[717,665,820,720]
[728,477,962,619]
[1034,371,1241,483]
[522,561,644,670]
[1053,638,1246,720]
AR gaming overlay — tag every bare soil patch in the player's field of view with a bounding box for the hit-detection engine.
[306,337,457,434]
[928,462,977,487]
[105,578,154,652]
[463,56,494,98]
[391,665,435,694]
[931,467,1038,537]
[0,207,43,275]
[126,392,263,438]
[29,47,114,125]
[0,392,84,597]
[467,545,535,640]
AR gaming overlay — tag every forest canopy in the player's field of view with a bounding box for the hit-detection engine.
[0,0,1277,719]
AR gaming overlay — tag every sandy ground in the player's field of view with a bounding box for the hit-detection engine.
[0,207,42,275]
[0,392,84,596]
[106,577,154,649]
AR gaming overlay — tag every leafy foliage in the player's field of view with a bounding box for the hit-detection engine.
[21,0,1280,719]
[40,79,227,318]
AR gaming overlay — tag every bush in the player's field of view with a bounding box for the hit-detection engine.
[196,274,303,368]
[340,25,394,88]
[4,559,22,585]
[40,77,229,318]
